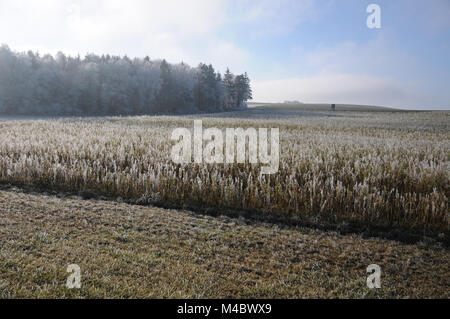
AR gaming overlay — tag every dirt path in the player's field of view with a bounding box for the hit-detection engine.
[0,189,448,298]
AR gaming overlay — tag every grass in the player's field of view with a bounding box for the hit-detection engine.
[0,189,448,298]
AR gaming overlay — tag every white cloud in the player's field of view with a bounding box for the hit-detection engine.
[0,0,230,63]
[0,0,253,73]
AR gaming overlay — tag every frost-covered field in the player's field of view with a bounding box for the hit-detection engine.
[1,189,449,298]
[0,108,448,232]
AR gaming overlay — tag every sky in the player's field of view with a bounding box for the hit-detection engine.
[0,0,449,110]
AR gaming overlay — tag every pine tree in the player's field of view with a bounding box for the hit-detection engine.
[243,72,252,102]
[223,68,236,110]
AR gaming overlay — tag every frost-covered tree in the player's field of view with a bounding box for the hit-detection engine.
[194,63,223,112]
[0,45,252,116]
[234,73,252,109]
[223,68,236,110]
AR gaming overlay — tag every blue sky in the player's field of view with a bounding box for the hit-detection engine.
[0,0,449,109]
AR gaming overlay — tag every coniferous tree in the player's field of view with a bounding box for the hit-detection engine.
[223,68,236,111]
[0,45,252,116]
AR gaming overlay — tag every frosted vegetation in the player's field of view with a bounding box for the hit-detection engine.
[0,45,252,115]
[0,109,448,232]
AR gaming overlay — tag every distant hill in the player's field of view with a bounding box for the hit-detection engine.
[248,102,400,112]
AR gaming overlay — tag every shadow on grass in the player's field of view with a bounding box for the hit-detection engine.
[1,182,448,248]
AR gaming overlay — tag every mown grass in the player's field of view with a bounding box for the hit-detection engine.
[0,190,448,298]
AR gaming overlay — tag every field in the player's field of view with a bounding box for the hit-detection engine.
[0,104,449,298]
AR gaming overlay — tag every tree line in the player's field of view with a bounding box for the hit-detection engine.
[0,45,252,115]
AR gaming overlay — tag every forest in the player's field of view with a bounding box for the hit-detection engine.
[0,45,252,115]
